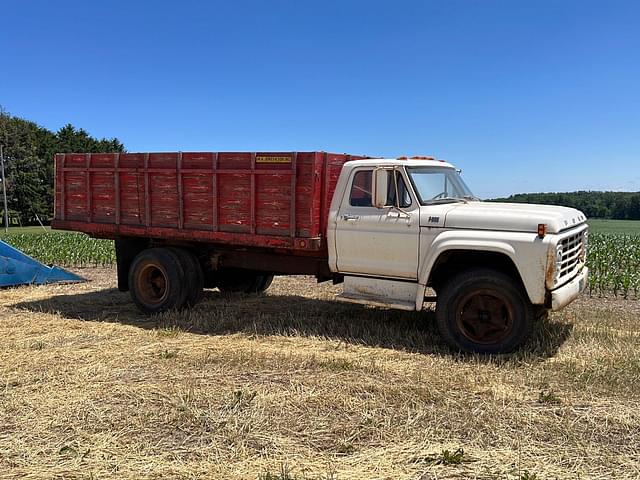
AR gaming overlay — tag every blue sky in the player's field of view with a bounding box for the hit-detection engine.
[2,0,639,198]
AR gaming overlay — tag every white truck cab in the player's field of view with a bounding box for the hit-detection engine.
[327,158,588,353]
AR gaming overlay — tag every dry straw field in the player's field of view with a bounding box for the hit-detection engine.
[1,269,639,479]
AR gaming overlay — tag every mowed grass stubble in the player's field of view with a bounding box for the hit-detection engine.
[0,269,638,479]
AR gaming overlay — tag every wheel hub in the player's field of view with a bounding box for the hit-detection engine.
[456,290,515,345]
[137,264,169,305]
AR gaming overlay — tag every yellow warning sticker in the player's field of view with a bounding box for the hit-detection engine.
[256,155,291,164]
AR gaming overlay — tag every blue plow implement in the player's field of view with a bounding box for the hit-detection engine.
[0,239,84,287]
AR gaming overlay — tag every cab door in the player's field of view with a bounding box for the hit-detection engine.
[334,168,420,279]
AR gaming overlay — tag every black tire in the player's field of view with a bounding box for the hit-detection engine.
[256,274,274,292]
[435,268,534,354]
[169,248,204,307]
[128,248,189,314]
[217,269,274,294]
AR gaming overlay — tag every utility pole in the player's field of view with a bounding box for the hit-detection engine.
[0,144,8,233]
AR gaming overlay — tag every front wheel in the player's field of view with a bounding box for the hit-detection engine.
[435,269,534,354]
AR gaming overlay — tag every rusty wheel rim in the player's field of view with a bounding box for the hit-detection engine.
[456,289,515,345]
[136,264,169,306]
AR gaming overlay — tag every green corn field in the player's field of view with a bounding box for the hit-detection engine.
[1,231,639,298]
[0,232,115,267]
[587,233,640,298]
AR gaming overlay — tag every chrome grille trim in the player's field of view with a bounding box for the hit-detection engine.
[556,225,588,285]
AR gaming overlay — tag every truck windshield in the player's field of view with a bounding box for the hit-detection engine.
[407,167,477,205]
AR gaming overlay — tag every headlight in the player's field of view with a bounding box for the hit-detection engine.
[555,245,564,282]
[580,231,588,262]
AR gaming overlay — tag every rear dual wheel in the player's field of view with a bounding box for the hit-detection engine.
[129,247,204,314]
[216,269,273,294]
[168,248,204,307]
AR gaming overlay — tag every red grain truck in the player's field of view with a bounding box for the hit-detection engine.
[52,151,589,354]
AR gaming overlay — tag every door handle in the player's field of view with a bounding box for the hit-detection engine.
[342,214,360,221]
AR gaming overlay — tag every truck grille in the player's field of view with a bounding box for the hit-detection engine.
[558,229,586,283]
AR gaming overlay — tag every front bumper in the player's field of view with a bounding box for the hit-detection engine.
[550,267,588,311]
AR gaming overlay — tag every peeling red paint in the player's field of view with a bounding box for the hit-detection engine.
[52,152,367,255]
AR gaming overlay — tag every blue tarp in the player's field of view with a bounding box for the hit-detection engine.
[0,239,84,287]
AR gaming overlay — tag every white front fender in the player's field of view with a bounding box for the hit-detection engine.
[418,229,552,305]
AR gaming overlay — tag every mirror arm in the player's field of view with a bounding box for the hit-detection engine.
[390,169,411,217]
[391,204,411,218]
[393,170,400,209]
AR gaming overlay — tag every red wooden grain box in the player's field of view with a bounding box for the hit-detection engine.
[52,152,365,255]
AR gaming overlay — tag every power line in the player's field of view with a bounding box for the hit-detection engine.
[0,144,8,233]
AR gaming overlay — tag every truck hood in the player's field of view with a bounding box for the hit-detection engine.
[443,202,587,234]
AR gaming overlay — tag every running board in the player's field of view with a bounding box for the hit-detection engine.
[336,293,416,311]
[335,276,419,311]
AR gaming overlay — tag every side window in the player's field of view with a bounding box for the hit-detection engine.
[349,170,373,207]
[387,171,412,208]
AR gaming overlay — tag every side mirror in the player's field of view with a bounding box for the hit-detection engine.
[372,168,388,208]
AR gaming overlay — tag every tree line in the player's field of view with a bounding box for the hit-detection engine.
[491,191,640,220]
[0,108,124,225]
